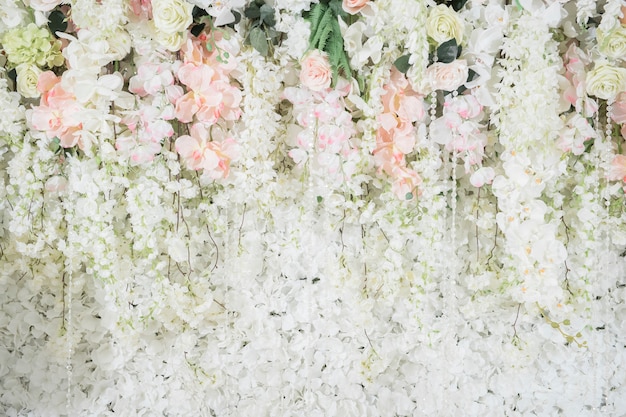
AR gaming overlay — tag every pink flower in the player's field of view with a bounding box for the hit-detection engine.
[426,60,469,92]
[174,63,241,124]
[130,0,152,18]
[612,92,626,124]
[175,123,238,178]
[342,0,369,14]
[609,154,626,182]
[391,166,422,200]
[300,50,332,92]
[30,71,83,148]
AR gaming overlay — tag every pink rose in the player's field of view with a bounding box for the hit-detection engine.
[426,59,469,92]
[342,0,369,14]
[300,50,332,92]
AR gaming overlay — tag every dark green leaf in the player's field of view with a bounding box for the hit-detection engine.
[192,6,208,18]
[249,26,268,56]
[405,192,414,200]
[231,10,241,25]
[394,54,412,73]
[467,68,479,82]
[190,23,205,37]
[317,196,323,203]
[259,4,276,26]
[451,0,468,11]
[244,4,261,19]
[436,38,458,64]
[48,10,67,35]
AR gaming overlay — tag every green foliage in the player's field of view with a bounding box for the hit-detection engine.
[435,0,468,11]
[394,55,412,74]
[249,27,268,56]
[244,0,282,56]
[48,10,67,36]
[436,38,461,64]
[305,0,353,85]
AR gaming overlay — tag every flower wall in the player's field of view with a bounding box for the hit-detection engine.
[1,0,626,415]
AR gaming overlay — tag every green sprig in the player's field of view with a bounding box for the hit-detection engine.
[305,0,353,86]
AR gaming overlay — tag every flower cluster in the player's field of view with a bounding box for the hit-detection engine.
[374,68,425,199]
[1,0,626,416]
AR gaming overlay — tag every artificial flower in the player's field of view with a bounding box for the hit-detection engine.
[299,50,332,92]
[586,62,626,101]
[342,0,370,15]
[426,4,465,45]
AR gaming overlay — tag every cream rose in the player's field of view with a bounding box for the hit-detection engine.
[300,50,332,91]
[425,59,468,92]
[427,4,465,45]
[151,0,193,34]
[15,63,42,98]
[586,62,626,101]
[342,0,369,15]
[598,25,626,60]
[154,29,186,52]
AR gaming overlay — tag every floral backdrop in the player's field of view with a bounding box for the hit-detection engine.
[1,0,626,415]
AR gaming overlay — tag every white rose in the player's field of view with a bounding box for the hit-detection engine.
[151,0,193,34]
[427,4,465,45]
[15,63,42,98]
[598,25,626,60]
[586,62,626,101]
[425,59,468,92]
[154,29,186,52]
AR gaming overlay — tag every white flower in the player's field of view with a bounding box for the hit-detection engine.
[154,28,186,51]
[598,25,626,60]
[470,166,495,187]
[27,0,61,12]
[151,0,193,34]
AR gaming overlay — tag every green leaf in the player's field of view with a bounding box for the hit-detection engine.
[405,192,414,200]
[317,196,323,203]
[190,23,205,37]
[467,68,479,82]
[328,0,348,18]
[249,26,268,56]
[436,38,458,64]
[244,3,261,19]
[451,0,468,11]
[394,54,412,73]
[48,10,67,35]
[260,4,276,27]
[306,3,328,42]
[563,319,571,326]
[551,322,560,329]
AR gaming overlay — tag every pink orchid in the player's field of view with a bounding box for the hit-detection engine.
[174,63,242,124]
[175,123,238,178]
[30,71,84,148]
[129,62,174,96]
[391,166,422,200]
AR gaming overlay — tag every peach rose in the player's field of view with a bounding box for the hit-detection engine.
[343,0,369,15]
[425,59,468,92]
[299,50,332,91]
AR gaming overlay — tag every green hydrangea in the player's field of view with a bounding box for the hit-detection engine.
[1,23,64,68]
